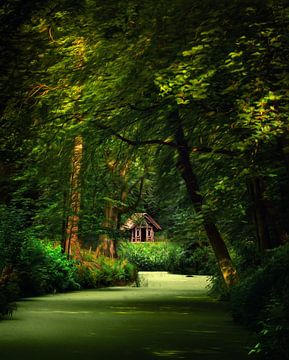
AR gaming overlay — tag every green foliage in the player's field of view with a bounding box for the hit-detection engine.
[75,253,137,288]
[182,246,217,275]
[2,6,289,357]
[118,242,183,271]
[0,206,28,267]
[0,213,79,297]
[0,205,79,298]
[0,205,138,318]
[0,205,78,317]
[17,239,80,295]
[249,297,289,360]
[231,240,262,276]
[0,206,26,316]
[0,267,19,318]
[230,245,289,327]
[118,241,215,274]
[229,244,289,358]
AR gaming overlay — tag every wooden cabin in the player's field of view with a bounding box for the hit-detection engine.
[121,213,162,242]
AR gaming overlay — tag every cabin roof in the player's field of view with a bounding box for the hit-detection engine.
[121,213,162,231]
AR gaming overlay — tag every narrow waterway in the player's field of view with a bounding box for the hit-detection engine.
[0,274,252,360]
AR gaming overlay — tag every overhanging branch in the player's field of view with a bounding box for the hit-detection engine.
[96,123,178,148]
[95,122,237,156]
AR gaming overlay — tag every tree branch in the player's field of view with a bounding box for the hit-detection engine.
[95,122,178,148]
[95,122,238,156]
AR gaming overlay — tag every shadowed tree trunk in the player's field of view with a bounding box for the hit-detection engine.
[96,159,127,258]
[279,136,289,178]
[173,111,238,286]
[96,159,144,258]
[64,135,83,259]
[96,201,119,258]
[247,176,284,251]
[277,136,289,242]
[63,37,86,259]
[247,176,270,252]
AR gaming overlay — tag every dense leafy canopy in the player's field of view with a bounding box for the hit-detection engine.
[1,0,289,354]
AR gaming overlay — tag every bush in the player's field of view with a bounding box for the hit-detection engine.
[118,241,215,274]
[0,266,19,318]
[249,297,289,360]
[0,206,26,316]
[0,205,80,317]
[0,204,138,321]
[229,244,289,359]
[209,242,261,300]
[230,245,289,327]
[118,242,181,271]
[17,238,80,295]
[75,253,137,288]
[181,245,216,275]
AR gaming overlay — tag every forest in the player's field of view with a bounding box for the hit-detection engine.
[1,0,289,358]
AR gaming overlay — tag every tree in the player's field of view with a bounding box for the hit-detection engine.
[3,0,289,287]
[94,143,147,257]
[64,135,83,257]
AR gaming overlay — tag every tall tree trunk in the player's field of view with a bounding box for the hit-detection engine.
[64,135,83,259]
[173,112,238,286]
[96,159,144,258]
[96,201,118,258]
[247,176,284,251]
[96,159,127,258]
[279,136,289,177]
[61,190,68,253]
[277,136,289,242]
[247,177,271,252]
[63,37,86,258]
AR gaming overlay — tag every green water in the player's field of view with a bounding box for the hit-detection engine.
[0,275,252,360]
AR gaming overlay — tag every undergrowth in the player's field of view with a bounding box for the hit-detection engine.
[228,244,289,359]
[118,241,215,274]
[0,206,137,318]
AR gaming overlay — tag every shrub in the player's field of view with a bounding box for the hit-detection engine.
[0,206,26,269]
[178,245,217,275]
[0,206,26,316]
[229,244,289,359]
[118,241,215,274]
[0,266,19,318]
[0,205,138,320]
[17,238,80,295]
[118,242,180,271]
[230,245,289,327]
[209,242,261,300]
[249,297,289,360]
[75,253,137,288]
[0,205,80,301]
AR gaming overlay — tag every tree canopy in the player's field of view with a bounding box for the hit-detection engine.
[2,0,289,282]
[2,2,289,355]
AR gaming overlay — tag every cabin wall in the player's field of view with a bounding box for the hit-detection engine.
[131,225,155,242]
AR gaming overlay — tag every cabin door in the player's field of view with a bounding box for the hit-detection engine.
[146,226,153,241]
[135,227,141,242]
[141,228,146,242]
